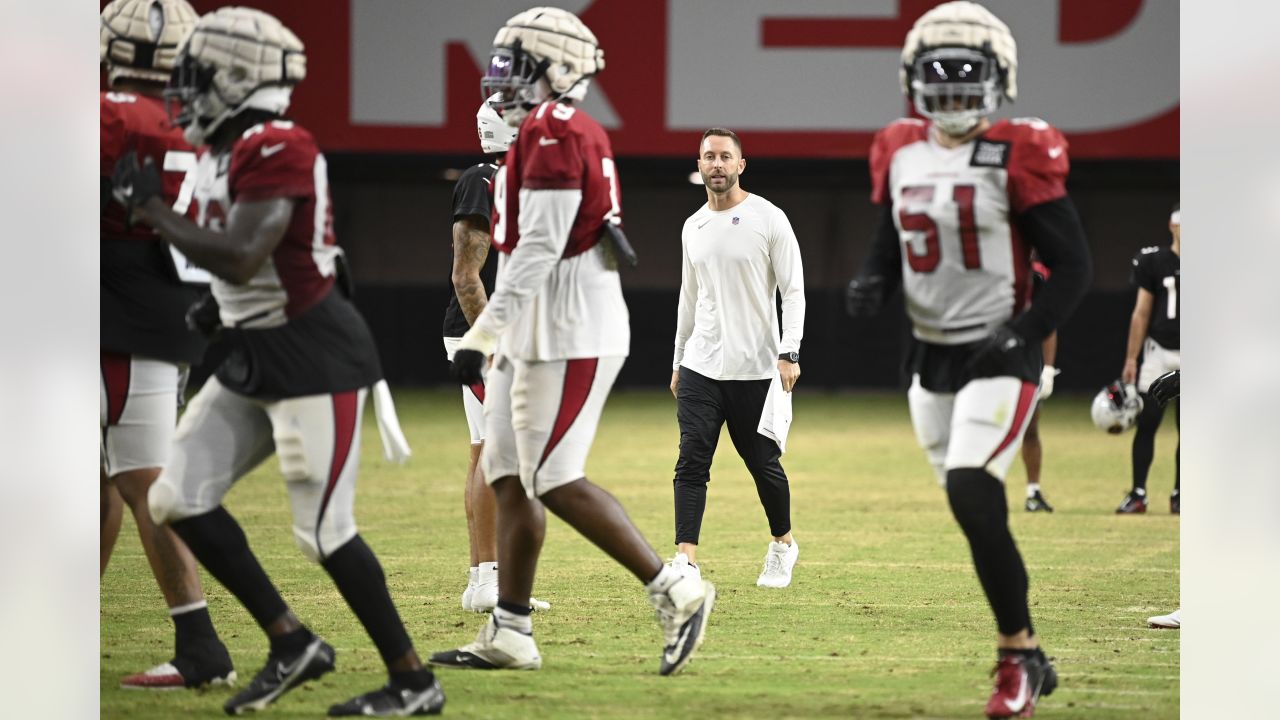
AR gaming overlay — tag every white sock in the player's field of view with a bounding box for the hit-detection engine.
[493,606,533,634]
[646,564,680,594]
[477,561,498,584]
[1026,483,1040,498]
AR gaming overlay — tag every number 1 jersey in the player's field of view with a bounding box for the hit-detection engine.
[871,117,1070,346]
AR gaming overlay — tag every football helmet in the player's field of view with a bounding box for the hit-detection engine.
[1091,380,1144,434]
[477,93,518,154]
[164,6,306,147]
[100,0,199,86]
[900,1,1017,136]
[482,7,604,127]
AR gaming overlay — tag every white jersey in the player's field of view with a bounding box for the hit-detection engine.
[871,118,1070,345]
[674,193,805,381]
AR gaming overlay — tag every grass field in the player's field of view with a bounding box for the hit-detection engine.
[100,388,1179,719]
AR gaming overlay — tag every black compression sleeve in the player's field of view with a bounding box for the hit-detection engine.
[102,176,113,217]
[1010,196,1092,343]
[854,203,903,296]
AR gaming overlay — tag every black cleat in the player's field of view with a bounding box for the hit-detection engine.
[328,677,445,717]
[1115,490,1148,514]
[223,637,335,715]
[1024,491,1054,513]
[1170,491,1180,515]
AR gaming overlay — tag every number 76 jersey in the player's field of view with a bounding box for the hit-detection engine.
[870,117,1070,346]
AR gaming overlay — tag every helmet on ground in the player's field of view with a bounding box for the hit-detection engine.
[1091,380,1144,434]
[101,0,199,86]
[900,1,1017,136]
[164,6,306,147]
[482,6,604,127]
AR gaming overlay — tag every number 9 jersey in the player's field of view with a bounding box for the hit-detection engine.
[483,101,629,361]
[870,117,1070,346]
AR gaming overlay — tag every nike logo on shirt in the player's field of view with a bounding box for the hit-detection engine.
[696,219,711,229]
[538,137,559,146]
[1047,146,1064,159]
[261,142,287,158]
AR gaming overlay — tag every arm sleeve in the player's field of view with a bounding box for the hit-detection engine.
[472,188,581,339]
[852,203,903,296]
[672,229,697,370]
[770,209,806,354]
[1009,196,1093,343]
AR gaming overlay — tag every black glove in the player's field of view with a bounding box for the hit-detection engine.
[1148,370,1180,407]
[111,150,164,226]
[965,324,1026,377]
[450,349,486,385]
[185,292,223,338]
[845,275,886,317]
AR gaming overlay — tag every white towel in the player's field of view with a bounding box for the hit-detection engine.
[371,380,412,464]
[756,374,794,454]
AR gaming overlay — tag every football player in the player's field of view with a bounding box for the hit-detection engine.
[442,96,548,613]
[430,6,714,677]
[1144,369,1181,629]
[844,3,1091,716]
[111,8,443,716]
[1021,262,1058,513]
[1115,206,1181,515]
[99,0,235,691]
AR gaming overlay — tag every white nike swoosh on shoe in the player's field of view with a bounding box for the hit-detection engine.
[1005,672,1029,712]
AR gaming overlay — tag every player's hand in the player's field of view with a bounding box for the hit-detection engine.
[185,292,223,338]
[1039,365,1060,400]
[111,150,164,224]
[1148,370,1180,407]
[670,370,680,398]
[965,324,1026,378]
[778,359,800,392]
[450,349,487,385]
[845,275,886,317]
[1121,358,1138,385]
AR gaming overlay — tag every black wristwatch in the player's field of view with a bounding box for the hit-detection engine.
[779,352,799,363]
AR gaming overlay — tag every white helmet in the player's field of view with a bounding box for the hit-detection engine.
[165,6,306,147]
[477,94,518,154]
[900,1,1017,136]
[100,0,199,86]
[482,6,604,127]
[1091,380,1144,434]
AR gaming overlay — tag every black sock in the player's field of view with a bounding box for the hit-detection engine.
[390,668,434,691]
[172,605,219,651]
[169,507,290,632]
[998,647,1039,660]
[497,600,532,616]
[947,468,1034,637]
[269,626,316,657]
[322,534,414,665]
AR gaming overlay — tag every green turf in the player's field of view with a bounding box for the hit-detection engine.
[101,389,1179,719]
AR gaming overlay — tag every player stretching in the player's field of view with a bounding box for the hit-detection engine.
[430,6,714,677]
[845,3,1091,716]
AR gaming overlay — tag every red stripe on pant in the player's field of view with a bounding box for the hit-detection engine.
[101,351,131,426]
[315,390,359,559]
[536,359,599,479]
[468,381,486,404]
[986,381,1039,465]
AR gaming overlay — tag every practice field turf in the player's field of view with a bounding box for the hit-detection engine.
[101,389,1179,719]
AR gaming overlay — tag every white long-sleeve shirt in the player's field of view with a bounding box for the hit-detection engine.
[673,193,805,380]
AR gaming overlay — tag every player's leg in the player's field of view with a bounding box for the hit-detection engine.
[1172,398,1180,513]
[907,374,954,487]
[101,469,123,576]
[672,366,726,568]
[945,377,1056,718]
[722,378,797,588]
[101,354,234,690]
[1021,407,1053,512]
[264,388,444,715]
[464,382,501,611]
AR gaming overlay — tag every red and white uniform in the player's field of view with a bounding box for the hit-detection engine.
[150,120,381,563]
[475,101,628,497]
[100,91,206,475]
[872,117,1068,345]
[872,117,1068,484]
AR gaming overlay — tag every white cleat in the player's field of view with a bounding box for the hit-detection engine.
[429,615,542,670]
[461,567,479,611]
[670,552,702,582]
[650,575,715,676]
[1148,608,1181,629]
[756,539,799,588]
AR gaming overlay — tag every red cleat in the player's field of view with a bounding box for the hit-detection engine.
[120,659,236,690]
[984,651,1057,718]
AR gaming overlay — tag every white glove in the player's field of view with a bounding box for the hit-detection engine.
[1039,365,1060,400]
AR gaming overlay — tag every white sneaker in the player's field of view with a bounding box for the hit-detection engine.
[756,540,799,588]
[670,552,701,581]
[649,576,715,676]
[1148,608,1181,629]
[461,567,479,611]
[428,614,542,670]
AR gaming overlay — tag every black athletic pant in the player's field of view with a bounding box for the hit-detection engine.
[1131,394,1180,493]
[673,366,791,545]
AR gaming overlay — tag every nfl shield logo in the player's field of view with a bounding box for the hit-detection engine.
[732,217,740,225]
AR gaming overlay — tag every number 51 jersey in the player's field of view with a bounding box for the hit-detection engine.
[871,117,1070,346]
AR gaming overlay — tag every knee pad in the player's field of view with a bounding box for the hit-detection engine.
[945,467,1007,539]
[291,526,324,564]
[274,426,312,482]
[147,474,182,526]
